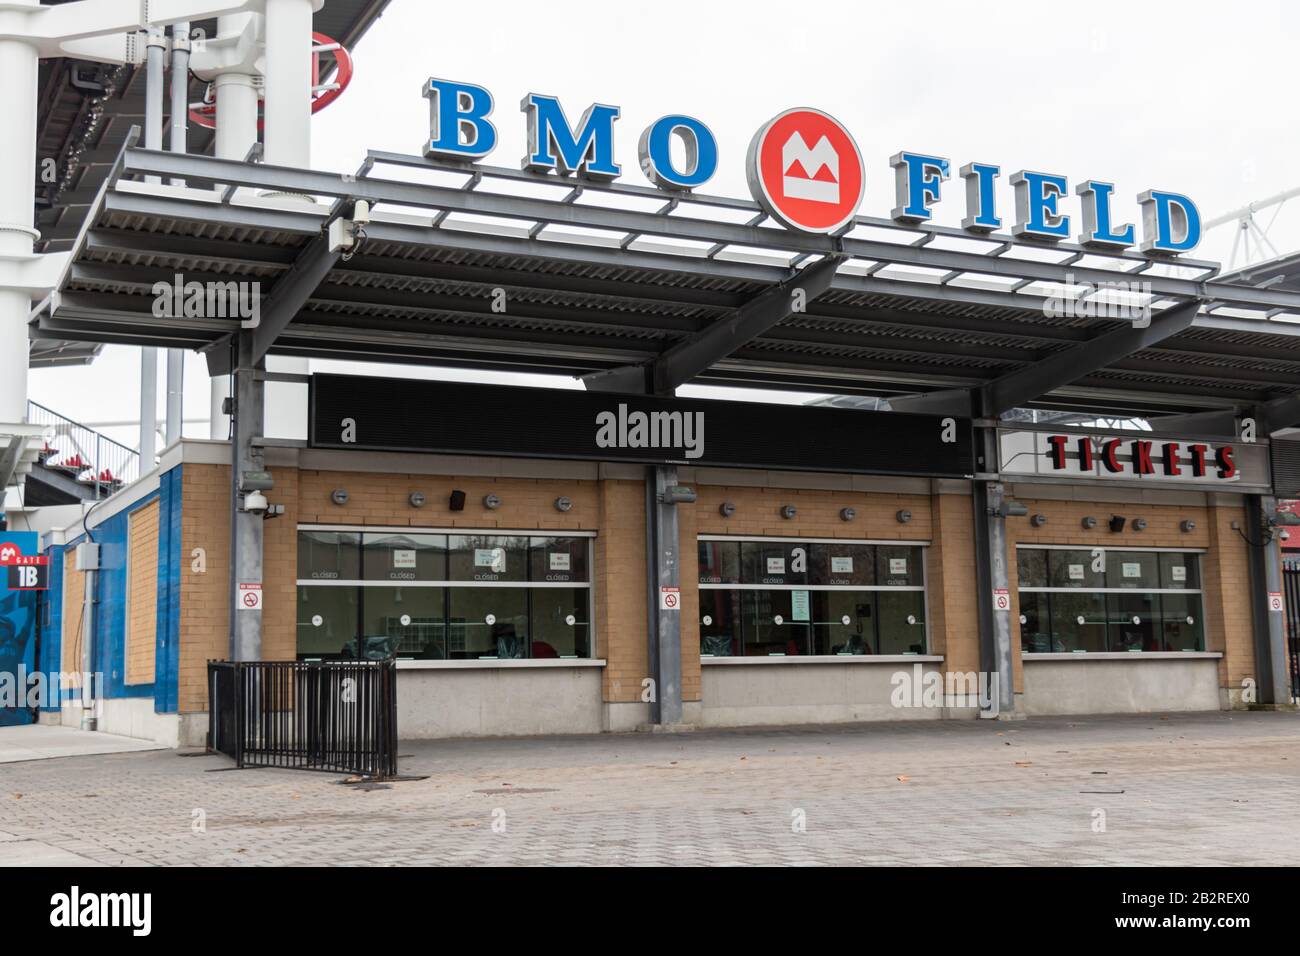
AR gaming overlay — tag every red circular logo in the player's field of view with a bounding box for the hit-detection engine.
[746,108,865,234]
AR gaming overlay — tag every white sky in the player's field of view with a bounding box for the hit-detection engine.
[27,0,1300,449]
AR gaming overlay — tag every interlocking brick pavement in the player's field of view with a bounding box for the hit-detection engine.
[0,711,1297,866]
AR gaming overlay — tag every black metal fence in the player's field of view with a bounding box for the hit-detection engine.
[207,660,398,778]
[1284,559,1300,701]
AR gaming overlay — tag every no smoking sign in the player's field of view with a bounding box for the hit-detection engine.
[238,582,263,612]
[659,586,680,611]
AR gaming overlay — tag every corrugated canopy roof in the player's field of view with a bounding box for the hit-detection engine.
[32,144,1300,421]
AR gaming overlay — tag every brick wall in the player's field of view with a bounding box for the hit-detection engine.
[178,463,633,711]
[125,500,160,686]
[178,464,231,713]
[172,459,1263,717]
[1005,495,1253,693]
[926,493,981,676]
[1203,502,1255,690]
[595,479,649,703]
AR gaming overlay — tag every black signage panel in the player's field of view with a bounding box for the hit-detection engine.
[308,375,974,478]
[6,563,48,591]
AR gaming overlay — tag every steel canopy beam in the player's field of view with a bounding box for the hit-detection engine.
[206,230,342,376]
[584,255,844,394]
[891,300,1203,418]
[116,149,1300,314]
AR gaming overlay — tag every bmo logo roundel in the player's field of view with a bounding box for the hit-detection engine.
[746,107,865,234]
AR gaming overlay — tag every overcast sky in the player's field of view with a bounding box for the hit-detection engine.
[27,0,1300,449]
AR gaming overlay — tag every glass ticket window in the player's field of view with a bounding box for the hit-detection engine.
[448,587,529,659]
[362,532,446,582]
[1017,547,1206,654]
[698,537,928,658]
[449,534,528,583]
[298,530,360,581]
[297,586,361,660]
[296,530,594,661]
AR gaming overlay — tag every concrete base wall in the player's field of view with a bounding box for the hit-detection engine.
[1022,658,1224,716]
[397,666,604,738]
[57,699,206,748]
[699,661,980,727]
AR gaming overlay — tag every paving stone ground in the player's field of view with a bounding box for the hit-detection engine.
[0,711,1297,866]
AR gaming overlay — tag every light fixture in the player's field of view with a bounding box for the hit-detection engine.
[1003,500,1029,517]
[483,494,501,510]
[449,490,467,512]
[896,510,912,524]
[780,505,798,520]
[1132,518,1148,531]
[840,507,856,522]
[555,496,573,513]
[1108,515,1127,533]
[330,488,349,506]
[1180,519,1196,533]
[719,501,736,518]
[1082,516,1097,530]
[1031,513,1047,527]
[408,492,426,508]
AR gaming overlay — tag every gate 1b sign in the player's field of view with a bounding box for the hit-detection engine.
[0,539,48,591]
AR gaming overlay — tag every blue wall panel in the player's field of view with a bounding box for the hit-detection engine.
[42,542,64,712]
[154,466,183,714]
[37,467,186,714]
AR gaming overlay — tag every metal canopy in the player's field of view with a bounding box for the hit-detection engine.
[27,0,391,369]
[33,0,392,253]
[32,144,1300,419]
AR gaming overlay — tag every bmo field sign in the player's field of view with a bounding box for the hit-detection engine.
[423,79,1203,252]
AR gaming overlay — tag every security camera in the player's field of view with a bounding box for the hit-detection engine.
[243,490,269,515]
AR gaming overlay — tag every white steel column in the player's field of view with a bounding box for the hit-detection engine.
[165,22,190,445]
[140,25,166,452]
[209,13,262,439]
[139,348,158,467]
[262,0,313,170]
[260,0,313,436]
[0,36,40,424]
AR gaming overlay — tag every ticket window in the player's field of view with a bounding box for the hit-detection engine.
[698,538,928,658]
[1017,548,1205,654]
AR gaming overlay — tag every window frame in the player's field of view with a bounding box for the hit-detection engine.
[296,525,595,662]
[697,534,931,659]
[1016,544,1208,655]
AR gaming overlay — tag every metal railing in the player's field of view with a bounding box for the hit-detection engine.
[1284,558,1300,702]
[26,400,140,499]
[207,660,398,778]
